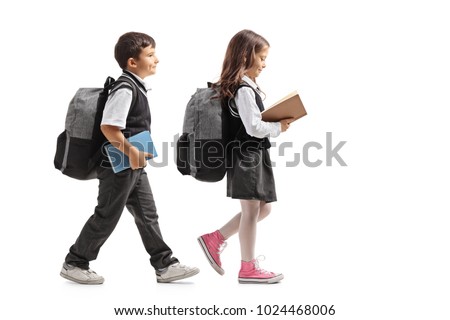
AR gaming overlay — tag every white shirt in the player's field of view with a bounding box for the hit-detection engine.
[101,72,151,129]
[234,75,281,138]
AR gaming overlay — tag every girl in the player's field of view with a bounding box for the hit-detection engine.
[198,30,292,284]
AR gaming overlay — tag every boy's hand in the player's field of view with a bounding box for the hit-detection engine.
[129,147,153,170]
[101,125,154,170]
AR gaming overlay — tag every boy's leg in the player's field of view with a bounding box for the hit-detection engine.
[65,168,137,269]
[125,169,178,270]
[126,169,199,282]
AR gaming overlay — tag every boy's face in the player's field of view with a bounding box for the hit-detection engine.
[128,45,158,79]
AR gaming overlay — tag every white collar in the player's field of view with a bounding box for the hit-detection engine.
[126,71,152,91]
[242,75,258,91]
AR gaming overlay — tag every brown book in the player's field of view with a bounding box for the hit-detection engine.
[261,90,307,123]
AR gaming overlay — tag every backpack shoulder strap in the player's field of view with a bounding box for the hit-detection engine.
[109,77,138,109]
[227,82,268,143]
[236,83,252,91]
[228,83,253,118]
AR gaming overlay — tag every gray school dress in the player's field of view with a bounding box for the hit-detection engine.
[226,84,277,203]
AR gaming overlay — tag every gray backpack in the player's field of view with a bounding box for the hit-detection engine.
[176,83,236,182]
[54,76,136,180]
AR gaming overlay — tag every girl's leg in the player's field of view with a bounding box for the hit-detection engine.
[238,199,261,261]
[197,201,272,275]
[219,201,271,240]
[237,200,283,284]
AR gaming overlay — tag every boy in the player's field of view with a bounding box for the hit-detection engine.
[60,32,199,284]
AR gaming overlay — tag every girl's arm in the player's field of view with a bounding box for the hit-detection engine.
[235,87,281,138]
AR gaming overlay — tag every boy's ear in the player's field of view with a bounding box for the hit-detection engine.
[127,57,137,69]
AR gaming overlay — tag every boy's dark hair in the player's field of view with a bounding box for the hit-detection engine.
[114,32,156,69]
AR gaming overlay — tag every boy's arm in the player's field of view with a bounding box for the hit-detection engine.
[101,125,152,170]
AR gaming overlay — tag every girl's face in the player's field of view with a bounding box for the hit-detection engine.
[245,45,270,80]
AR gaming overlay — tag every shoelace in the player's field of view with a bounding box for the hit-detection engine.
[217,241,227,254]
[81,269,98,276]
[253,255,273,275]
[171,263,192,270]
[158,263,188,274]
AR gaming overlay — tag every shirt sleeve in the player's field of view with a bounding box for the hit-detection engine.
[234,87,281,138]
[101,87,133,129]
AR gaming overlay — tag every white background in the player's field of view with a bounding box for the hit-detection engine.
[1,0,449,319]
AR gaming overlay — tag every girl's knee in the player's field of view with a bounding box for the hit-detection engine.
[259,202,271,219]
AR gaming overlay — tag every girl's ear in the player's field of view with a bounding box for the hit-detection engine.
[243,54,250,69]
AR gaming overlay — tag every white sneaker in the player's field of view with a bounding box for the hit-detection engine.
[60,263,104,285]
[156,262,199,283]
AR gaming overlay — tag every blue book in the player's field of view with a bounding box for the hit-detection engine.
[105,130,158,173]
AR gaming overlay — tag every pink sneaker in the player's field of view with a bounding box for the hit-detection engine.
[197,230,227,275]
[238,257,284,284]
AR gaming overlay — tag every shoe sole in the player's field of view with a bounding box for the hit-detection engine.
[60,272,104,285]
[238,273,284,284]
[156,268,200,283]
[197,236,225,275]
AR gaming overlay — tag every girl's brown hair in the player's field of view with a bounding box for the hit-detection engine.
[216,29,270,98]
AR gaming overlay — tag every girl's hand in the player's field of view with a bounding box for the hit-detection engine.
[280,118,294,132]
